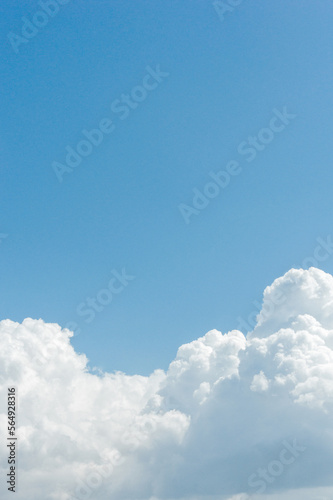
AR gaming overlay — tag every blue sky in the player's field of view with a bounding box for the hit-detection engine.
[0,0,332,376]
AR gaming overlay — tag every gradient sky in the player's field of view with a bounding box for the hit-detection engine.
[0,0,332,375]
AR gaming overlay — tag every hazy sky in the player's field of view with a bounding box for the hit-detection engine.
[1,0,333,375]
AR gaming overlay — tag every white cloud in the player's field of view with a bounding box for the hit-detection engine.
[250,371,270,392]
[1,267,333,499]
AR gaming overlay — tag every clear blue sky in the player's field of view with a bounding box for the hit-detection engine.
[1,0,332,375]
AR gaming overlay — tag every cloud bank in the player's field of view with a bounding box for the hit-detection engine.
[1,267,333,500]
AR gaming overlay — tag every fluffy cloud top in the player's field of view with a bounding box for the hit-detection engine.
[1,267,333,500]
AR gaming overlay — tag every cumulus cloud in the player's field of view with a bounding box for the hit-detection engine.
[1,267,333,500]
